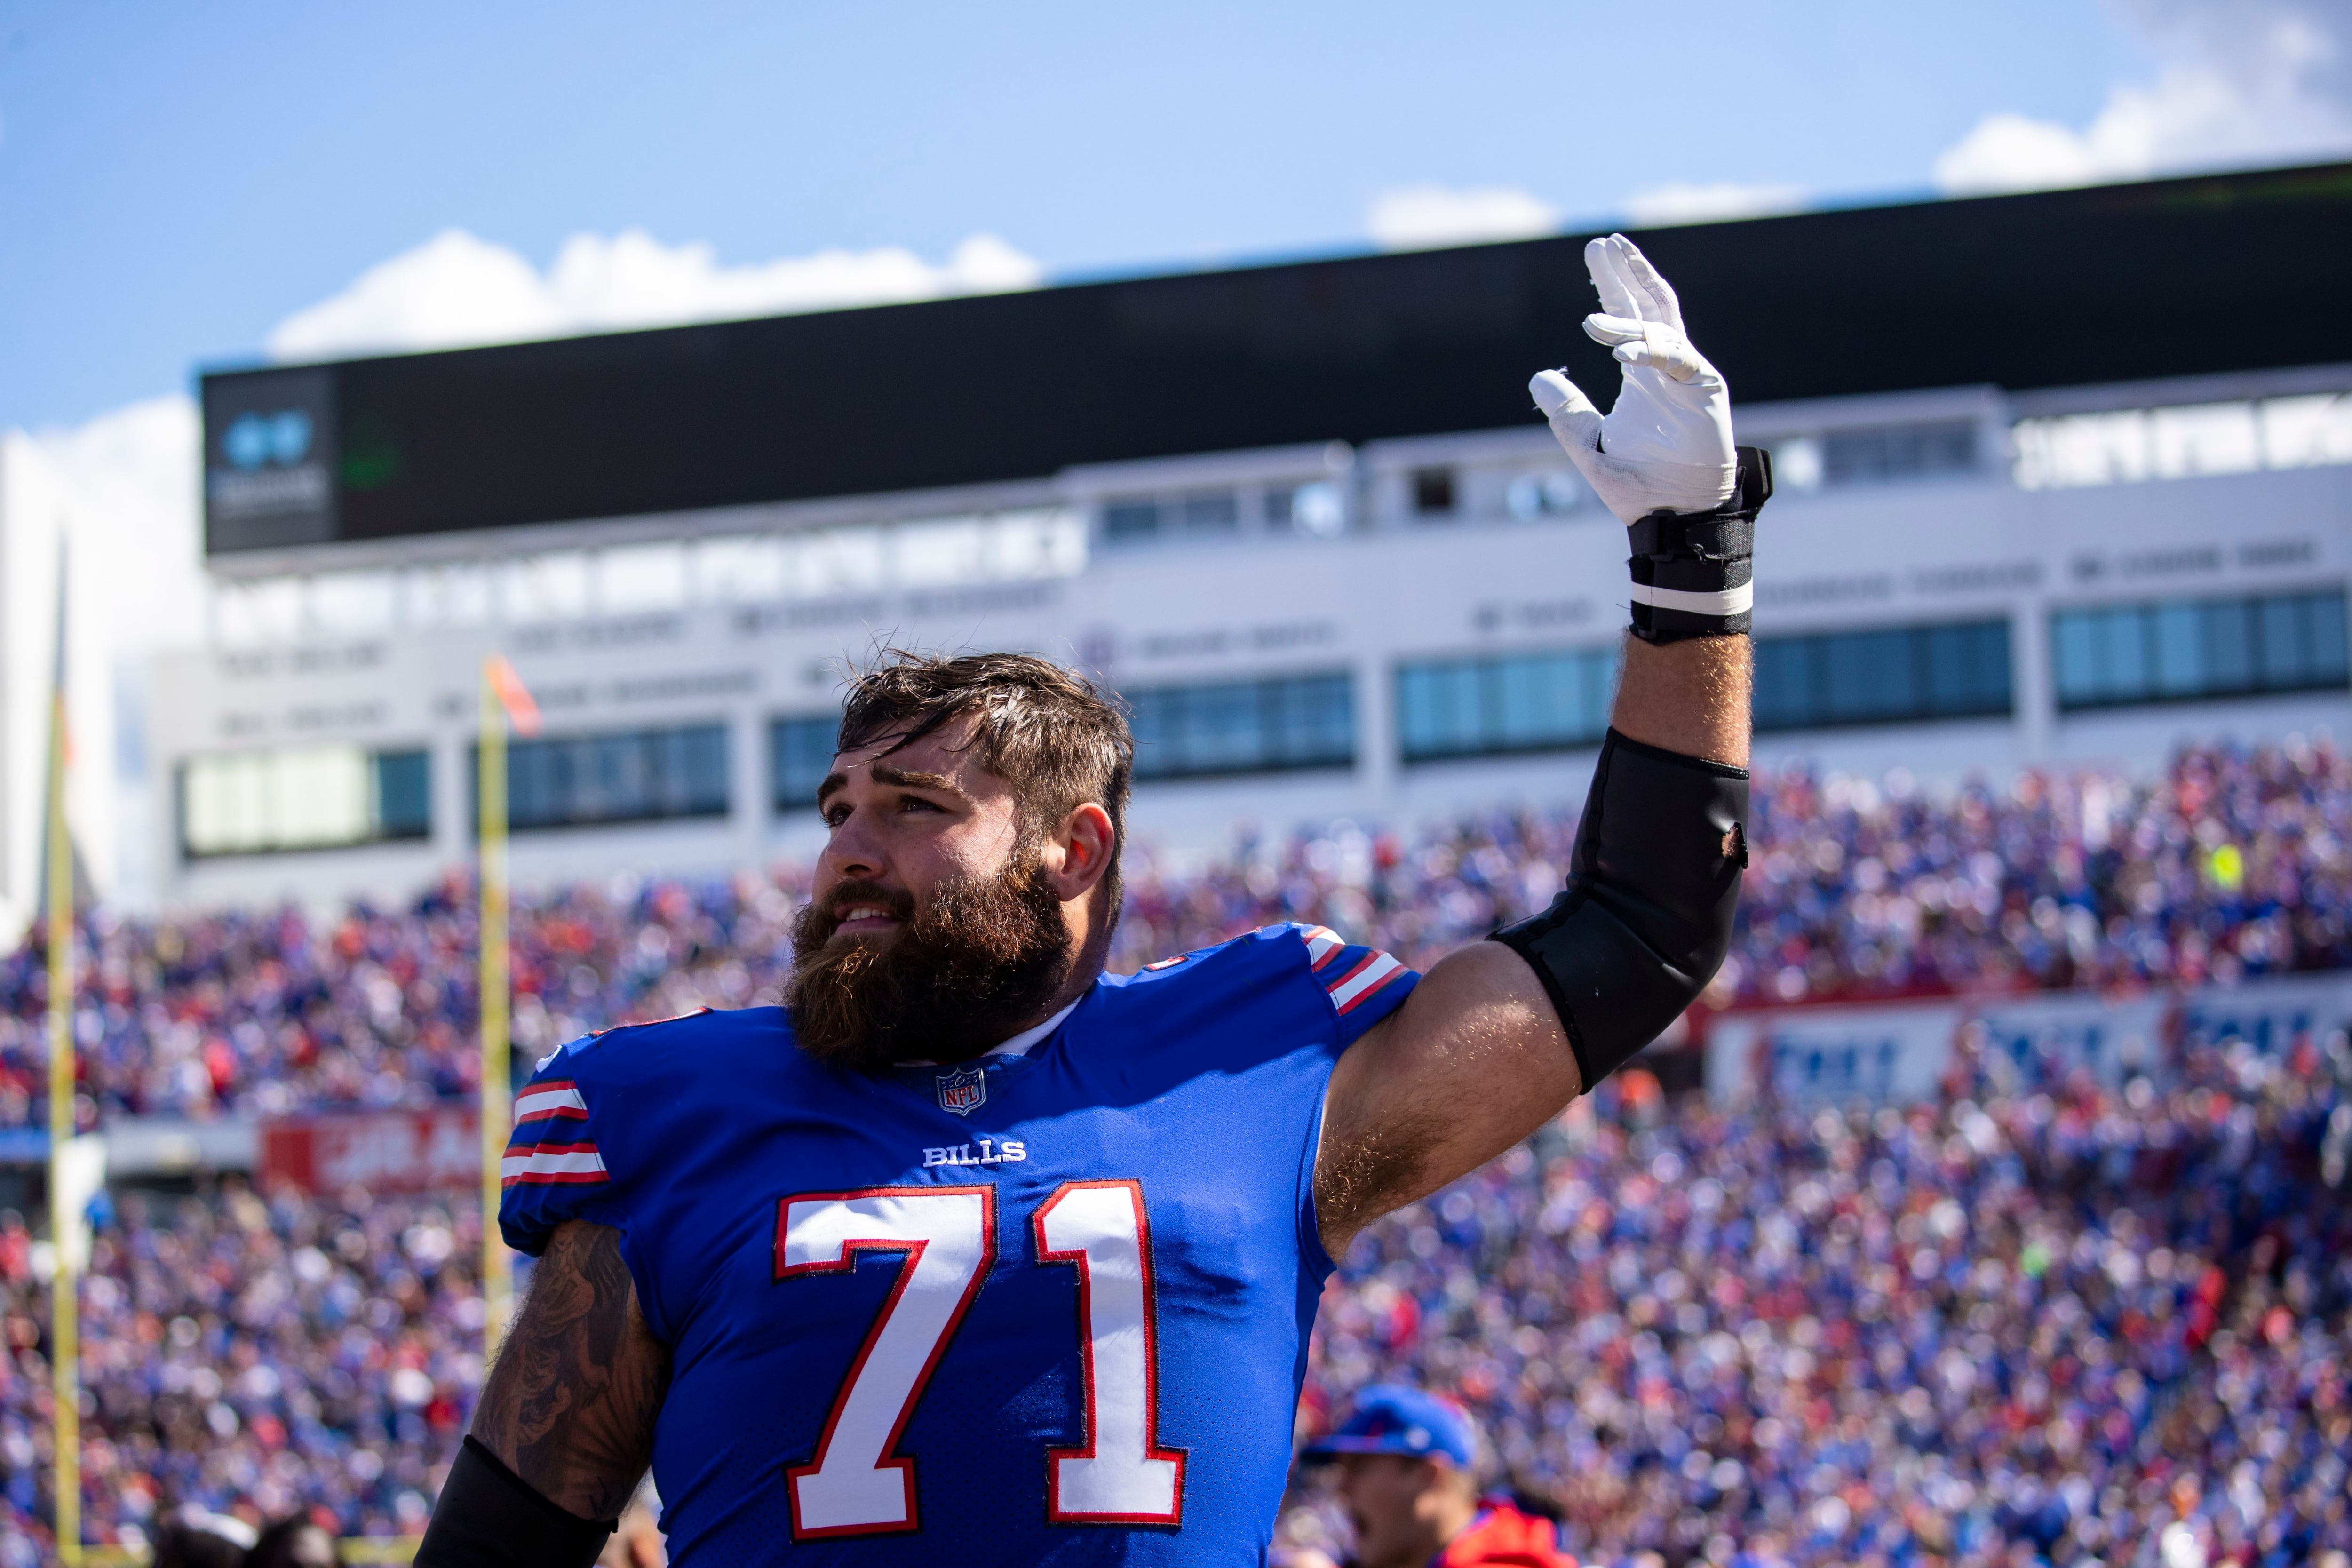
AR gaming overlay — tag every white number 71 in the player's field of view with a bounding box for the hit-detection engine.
[775,1179,1184,1541]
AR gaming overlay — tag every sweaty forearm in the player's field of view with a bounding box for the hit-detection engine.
[1609,632,1751,768]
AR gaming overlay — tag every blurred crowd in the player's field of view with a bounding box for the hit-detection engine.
[8,739,2352,1126]
[1726,738,2352,1004]
[1120,734,2352,1008]
[0,1186,481,1554]
[0,876,803,1130]
[1284,1026,2352,1568]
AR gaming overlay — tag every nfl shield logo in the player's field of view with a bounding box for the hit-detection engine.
[936,1066,987,1116]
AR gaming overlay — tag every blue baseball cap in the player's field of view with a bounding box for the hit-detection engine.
[1302,1385,1477,1469]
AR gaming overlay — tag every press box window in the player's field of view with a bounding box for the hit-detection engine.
[1773,420,1981,493]
[1411,468,1456,517]
[1180,492,1240,532]
[1126,673,1354,780]
[181,746,430,858]
[1823,421,1979,485]
[480,723,730,831]
[1398,646,1619,763]
[2052,589,2350,711]
[1754,620,2012,732]
[1102,500,1162,542]
[1100,490,1240,544]
[773,714,840,812]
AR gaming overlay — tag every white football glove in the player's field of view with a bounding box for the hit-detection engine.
[1529,234,1736,523]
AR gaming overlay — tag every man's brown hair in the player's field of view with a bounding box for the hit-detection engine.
[834,649,1135,919]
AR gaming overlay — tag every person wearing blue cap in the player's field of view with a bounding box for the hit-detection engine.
[1297,1386,1574,1568]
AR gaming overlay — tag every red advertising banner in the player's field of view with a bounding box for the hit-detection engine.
[261,1106,482,1195]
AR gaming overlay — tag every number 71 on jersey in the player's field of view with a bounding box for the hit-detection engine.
[775,1181,1187,1539]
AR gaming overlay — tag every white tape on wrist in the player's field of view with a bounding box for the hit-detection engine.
[1627,581,1754,617]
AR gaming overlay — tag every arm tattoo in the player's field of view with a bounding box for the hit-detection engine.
[472,1220,671,1520]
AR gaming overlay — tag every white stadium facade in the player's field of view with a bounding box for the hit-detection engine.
[137,162,2352,914]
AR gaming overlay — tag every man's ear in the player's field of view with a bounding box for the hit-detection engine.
[1048,803,1117,903]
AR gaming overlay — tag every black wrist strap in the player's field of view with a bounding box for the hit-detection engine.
[414,1436,618,1568]
[1627,446,1772,644]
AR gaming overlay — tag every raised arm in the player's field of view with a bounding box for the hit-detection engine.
[1316,237,1763,1255]
[416,1220,671,1568]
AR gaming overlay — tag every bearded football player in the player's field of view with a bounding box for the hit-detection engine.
[416,235,1768,1567]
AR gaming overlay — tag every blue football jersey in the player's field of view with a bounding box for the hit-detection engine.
[499,923,1417,1565]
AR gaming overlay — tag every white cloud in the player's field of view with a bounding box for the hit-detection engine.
[25,395,207,661]
[2,396,206,917]
[1367,185,1559,250]
[1936,0,2352,193]
[267,228,1045,360]
[1622,182,1808,227]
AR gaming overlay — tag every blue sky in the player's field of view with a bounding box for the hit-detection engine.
[0,0,2343,433]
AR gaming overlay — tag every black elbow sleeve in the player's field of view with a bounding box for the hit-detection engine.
[414,1436,617,1568]
[1491,728,1748,1093]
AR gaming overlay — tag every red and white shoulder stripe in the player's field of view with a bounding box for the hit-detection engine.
[514,1080,588,1126]
[501,1143,610,1187]
[1298,925,1346,969]
[1296,924,1411,1017]
[503,1078,609,1188]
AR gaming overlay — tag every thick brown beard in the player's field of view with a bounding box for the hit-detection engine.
[784,857,1074,1073]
